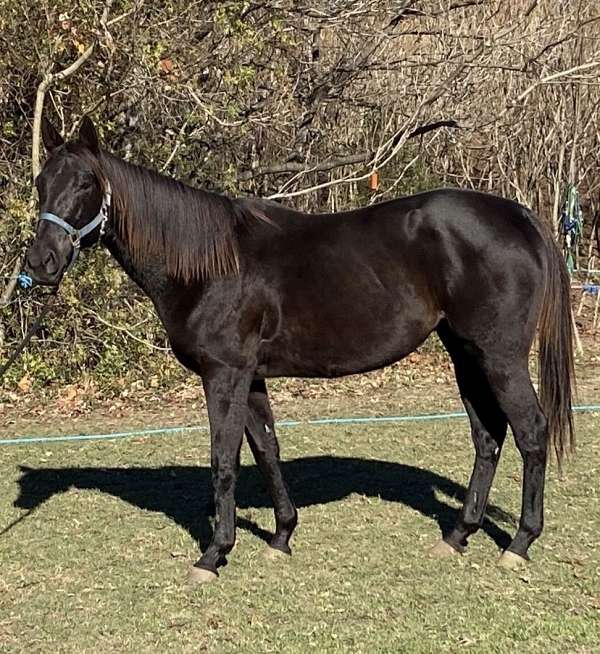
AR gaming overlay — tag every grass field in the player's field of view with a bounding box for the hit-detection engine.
[0,395,598,653]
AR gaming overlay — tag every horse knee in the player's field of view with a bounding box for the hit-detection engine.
[247,426,280,461]
[472,426,502,461]
[213,462,237,493]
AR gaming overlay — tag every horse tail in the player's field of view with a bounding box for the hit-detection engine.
[537,219,575,468]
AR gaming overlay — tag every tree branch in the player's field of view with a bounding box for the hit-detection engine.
[1,2,112,309]
[238,120,459,181]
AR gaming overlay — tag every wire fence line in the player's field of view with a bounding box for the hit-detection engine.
[2,405,599,447]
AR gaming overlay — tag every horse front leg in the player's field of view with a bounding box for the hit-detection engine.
[245,379,298,558]
[189,364,253,584]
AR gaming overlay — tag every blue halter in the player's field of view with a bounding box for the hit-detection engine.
[38,182,112,274]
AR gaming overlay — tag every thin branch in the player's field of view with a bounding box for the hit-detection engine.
[515,61,600,103]
[83,307,171,352]
[31,45,95,180]
[475,61,600,131]
[238,120,459,181]
[264,34,483,200]
[1,1,113,309]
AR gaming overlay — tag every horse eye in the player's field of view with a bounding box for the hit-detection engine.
[78,175,94,189]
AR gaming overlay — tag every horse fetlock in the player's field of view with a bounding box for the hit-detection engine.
[519,518,543,540]
[277,506,298,531]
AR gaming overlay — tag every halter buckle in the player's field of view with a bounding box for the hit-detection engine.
[69,232,81,249]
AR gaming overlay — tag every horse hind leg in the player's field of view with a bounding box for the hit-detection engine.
[438,319,549,567]
[481,361,548,568]
[431,322,508,556]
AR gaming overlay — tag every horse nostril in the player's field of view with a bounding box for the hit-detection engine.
[25,252,39,270]
[43,251,57,272]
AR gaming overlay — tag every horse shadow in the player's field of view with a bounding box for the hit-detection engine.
[11,457,516,551]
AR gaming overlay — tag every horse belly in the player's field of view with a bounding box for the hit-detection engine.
[257,297,439,378]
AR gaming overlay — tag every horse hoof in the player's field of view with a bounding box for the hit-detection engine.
[188,566,218,585]
[430,539,460,557]
[497,550,528,569]
[263,546,291,561]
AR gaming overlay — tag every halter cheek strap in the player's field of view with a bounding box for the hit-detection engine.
[39,183,112,273]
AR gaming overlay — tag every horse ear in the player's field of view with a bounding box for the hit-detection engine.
[79,115,99,153]
[41,117,64,151]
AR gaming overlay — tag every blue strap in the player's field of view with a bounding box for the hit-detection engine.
[583,284,599,295]
[39,212,79,237]
[39,212,82,272]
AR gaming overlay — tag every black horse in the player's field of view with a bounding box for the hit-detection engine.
[23,117,574,582]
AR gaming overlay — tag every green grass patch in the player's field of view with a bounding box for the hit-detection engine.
[0,412,598,653]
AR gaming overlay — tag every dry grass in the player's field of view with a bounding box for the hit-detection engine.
[0,396,598,652]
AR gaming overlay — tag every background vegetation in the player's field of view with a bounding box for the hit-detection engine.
[1,0,599,392]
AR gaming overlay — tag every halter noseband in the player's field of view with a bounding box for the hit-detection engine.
[38,182,112,273]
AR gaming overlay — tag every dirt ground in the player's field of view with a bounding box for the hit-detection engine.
[1,332,599,441]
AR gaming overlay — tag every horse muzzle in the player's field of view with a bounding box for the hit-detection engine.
[23,245,65,287]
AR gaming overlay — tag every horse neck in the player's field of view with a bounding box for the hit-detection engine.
[96,151,235,301]
[99,154,171,298]
[100,222,139,280]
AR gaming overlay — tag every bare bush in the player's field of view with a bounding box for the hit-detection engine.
[1,0,598,388]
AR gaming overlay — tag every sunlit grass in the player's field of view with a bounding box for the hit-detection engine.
[0,412,598,653]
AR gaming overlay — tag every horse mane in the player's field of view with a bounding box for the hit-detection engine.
[68,144,265,283]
